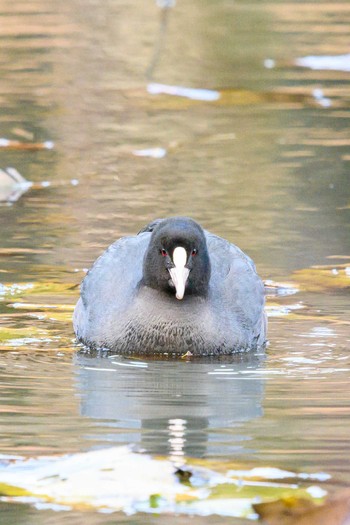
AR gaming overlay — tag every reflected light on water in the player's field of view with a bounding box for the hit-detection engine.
[168,418,187,465]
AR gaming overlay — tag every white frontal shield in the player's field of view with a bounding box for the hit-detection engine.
[169,246,190,300]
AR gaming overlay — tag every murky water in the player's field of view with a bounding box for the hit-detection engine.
[0,0,350,523]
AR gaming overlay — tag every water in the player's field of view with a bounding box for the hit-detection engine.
[0,0,350,523]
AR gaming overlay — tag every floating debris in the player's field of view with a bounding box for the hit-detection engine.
[0,446,328,517]
[312,88,332,108]
[264,280,299,296]
[264,58,276,69]
[229,467,330,482]
[0,138,54,150]
[0,168,32,203]
[9,302,74,312]
[132,147,167,158]
[5,337,55,347]
[0,283,34,297]
[181,350,193,359]
[295,53,350,72]
[147,83,221,101]
[11,128,34,141]
[0,281,77,299]
[265,303,305,318]
[156,0,176,7]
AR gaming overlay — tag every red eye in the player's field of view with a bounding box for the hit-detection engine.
[160,249,167,257]
[191,249,198,256]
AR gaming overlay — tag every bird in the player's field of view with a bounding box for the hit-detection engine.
[73,217,267,356]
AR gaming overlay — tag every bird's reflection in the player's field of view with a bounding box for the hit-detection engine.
[74,353,265,460]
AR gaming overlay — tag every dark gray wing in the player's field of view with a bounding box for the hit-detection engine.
[205,232,267,345]
[73,232,151,342]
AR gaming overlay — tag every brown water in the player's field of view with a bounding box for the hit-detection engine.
[0,0,350,523]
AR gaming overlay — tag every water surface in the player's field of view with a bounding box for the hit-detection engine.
[0,0,349,523]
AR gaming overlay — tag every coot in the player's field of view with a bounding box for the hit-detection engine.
[73,217,267,356]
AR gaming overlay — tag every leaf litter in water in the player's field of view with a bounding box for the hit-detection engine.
[295,53,350,72]
[262,268,350,326]
[264,280,299,297]
[0,282,35,297]
[0,280,77,350]
[254,488,350,525]
[0,281,78,302]
[262,280,305,319]
[0,138,54,151]
[0,446,329,518]
[291,263,350,292]
[1,281,75,322]
[0,320,62,350]
[121,83,346,111]
[0,167,32,203]
[265,302,305,318]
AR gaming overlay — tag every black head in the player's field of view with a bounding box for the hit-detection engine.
[142,217,211,299]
